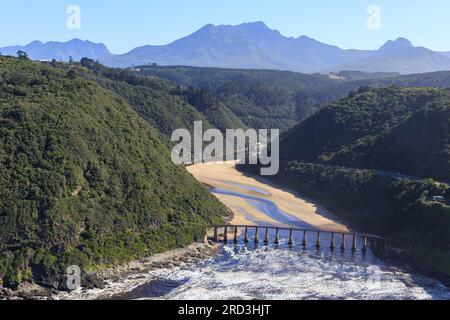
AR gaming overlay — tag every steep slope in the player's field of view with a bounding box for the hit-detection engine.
[0,57,228,288]
[281,87,450,181]
[331,101,450,181]
[78,59,245,137]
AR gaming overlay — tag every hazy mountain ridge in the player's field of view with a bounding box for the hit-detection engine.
[0,38,111,62]
[105,22,450,74]
[3,22,450,74]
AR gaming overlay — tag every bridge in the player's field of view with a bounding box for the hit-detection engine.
[209,225,386,253]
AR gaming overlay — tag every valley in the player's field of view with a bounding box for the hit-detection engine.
[3,0,450,305]
[0,53,449,300]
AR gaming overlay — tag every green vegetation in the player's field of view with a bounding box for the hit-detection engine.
[334,71,400,81]
[281,87,450,181]
[2,56,450,290]
[241,84,450,282]
[76,63,450,135]
[0,56,228,288]
[391,71,450,88]
[138,65,376,131]
[78,59,245,139]
[138,66,450,132]
[241,161,450,281]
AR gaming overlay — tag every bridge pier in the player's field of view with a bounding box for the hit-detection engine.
[244,227,249,244]
[274,229,280,245]
[209,225,382,254]
[254,227,259,245]
[316,232,321,250]
[264,228,269,246]
[340,234,345,251]
[288,229,294,247]
[351,234,357,252]
[330,233,335,251]
[223,226,228,244]
[302,230,307,247]
[362,236,368,253]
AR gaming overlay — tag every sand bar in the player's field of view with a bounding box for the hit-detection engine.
[187,162,349,233]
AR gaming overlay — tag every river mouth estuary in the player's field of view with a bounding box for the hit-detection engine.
[116,243,450,300]
[65,162,450,300]
[162,163,450,300]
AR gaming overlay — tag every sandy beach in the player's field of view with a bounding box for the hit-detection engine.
[187,162,349,233]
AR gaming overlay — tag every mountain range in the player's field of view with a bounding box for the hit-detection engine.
[2,22,450,74]
[0,38,111,62]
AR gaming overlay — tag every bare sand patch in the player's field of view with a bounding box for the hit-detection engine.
[187,162,349,233]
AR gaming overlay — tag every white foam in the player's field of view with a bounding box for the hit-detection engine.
[145,246,450,300]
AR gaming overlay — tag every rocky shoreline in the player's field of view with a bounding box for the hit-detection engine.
[0,242,221,300]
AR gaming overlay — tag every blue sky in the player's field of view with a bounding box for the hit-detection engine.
[1,0,450,53]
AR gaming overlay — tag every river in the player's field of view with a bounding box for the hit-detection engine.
[110,163,450,300]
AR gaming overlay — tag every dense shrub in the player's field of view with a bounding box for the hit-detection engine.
[0,57,228,288]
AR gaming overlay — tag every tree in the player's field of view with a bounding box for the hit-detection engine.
[66,69,77,79]
[80,57,96,69]
[17,50,28,60]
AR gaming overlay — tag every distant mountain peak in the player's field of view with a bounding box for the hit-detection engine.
[67,38,88,44]
[188,21,282,44]
[29,40,44,46]
[4,22,450,74]
[380,37,414,51]
[239,21,269,28]
[198,21,278,34]
[234,21,280,35]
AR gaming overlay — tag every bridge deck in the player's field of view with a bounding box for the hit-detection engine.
[209,224,386,253]
[211,224,383,239]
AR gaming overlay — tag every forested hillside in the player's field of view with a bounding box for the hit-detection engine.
[0,57,228,288]
[391,71,450,88]
[77,59,245,139]
[138,66,374,131]
[241,85,450,281]
[72,63,450,135]
[281,87,450,181]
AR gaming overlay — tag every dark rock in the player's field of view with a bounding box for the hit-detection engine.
[81,273,106,290]
[151,262,164,268]
[38,275,61,290]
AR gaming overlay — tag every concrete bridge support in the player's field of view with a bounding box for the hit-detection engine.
[209,225,384,254]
